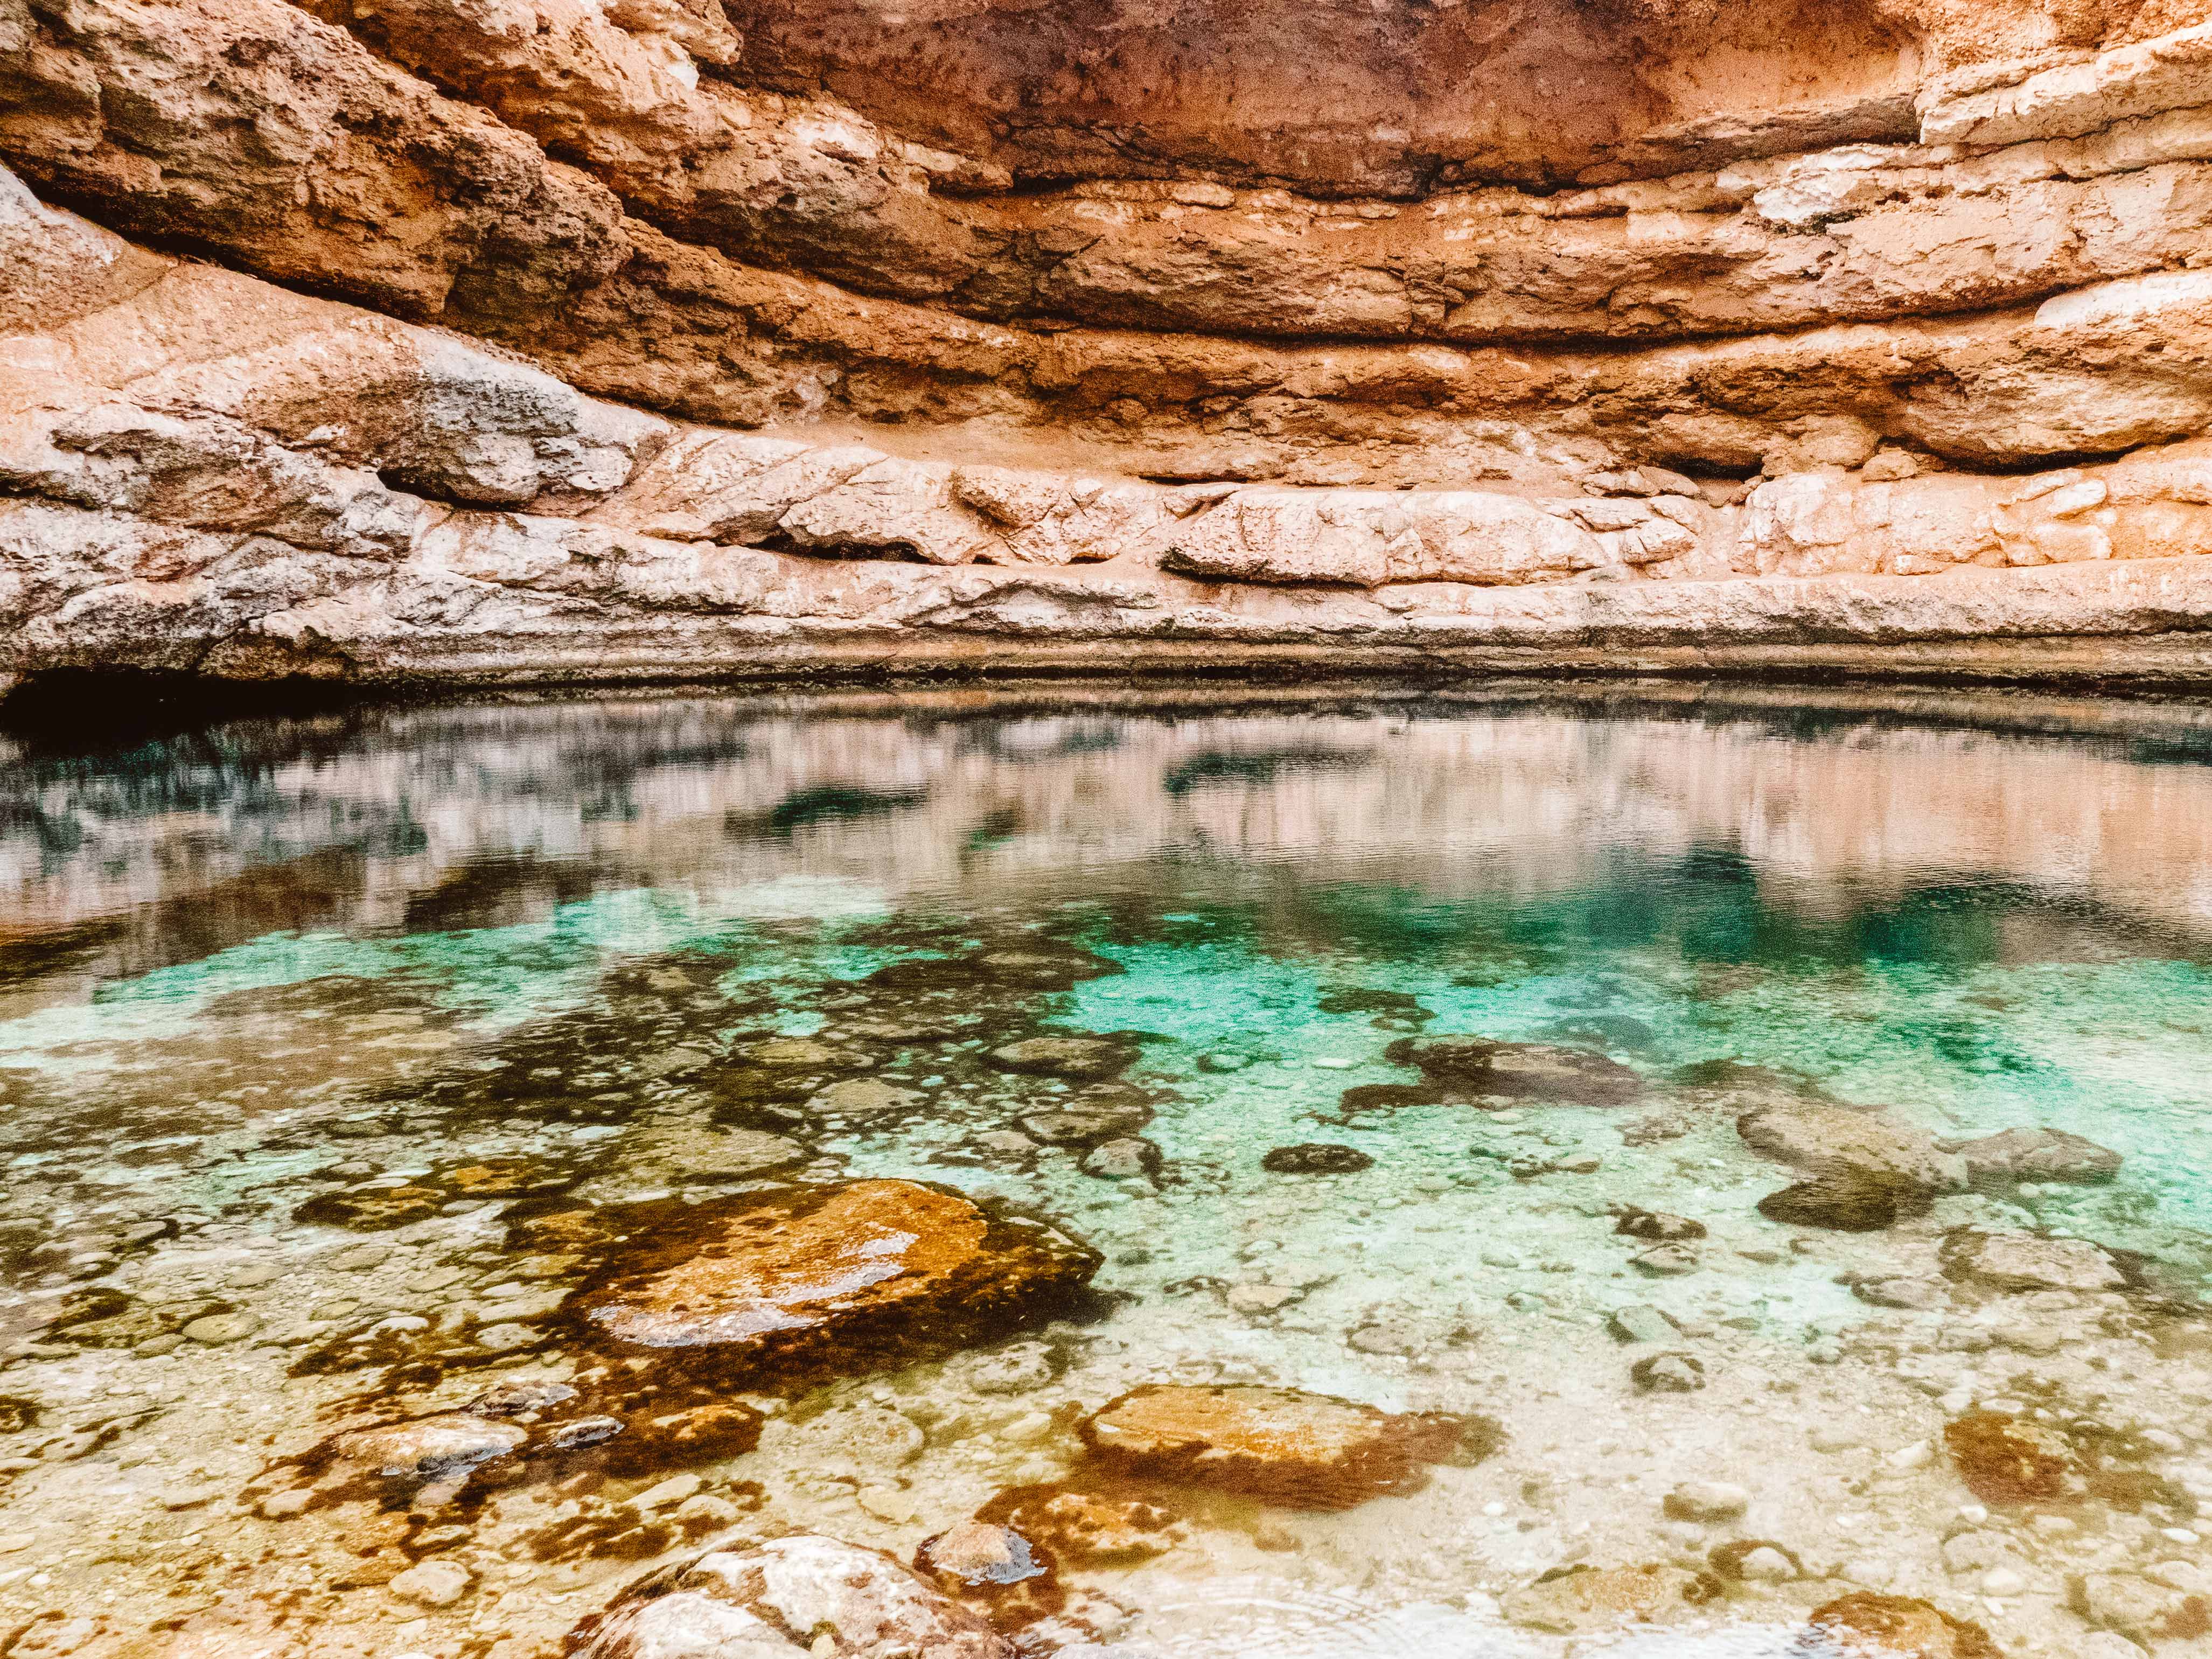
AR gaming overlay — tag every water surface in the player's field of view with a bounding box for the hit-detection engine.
[6,684,2212,1658]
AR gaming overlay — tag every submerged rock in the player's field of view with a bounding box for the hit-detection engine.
[577,1124,806,1198]
[1759,1170,1931,1232]
[917,1521,1049,1587]
[1939,1230,2125,1293]
[738,1037,863,1072]
[1943,1411,2084,1506]
[331,1413,528,1484]
[1501,1564,1714,1634]
[1663,1481,1748,1522]
[1261,1143,1374,1174]
[1709,1539,1804,1583]
[390,1558,473,1608]
[1226,1282,1304,1315]
[1338,1082,1449,1114]
[977,947,1122,988]
[1613,1207,1705,1241]
[1673,1059,1831,1100]
[1630,1353,1705,1393]
[1737,1103,1966,1193]
[1079,1138,1161,1180]
[988,1037,1133,1078]
[2071,1571,2212,1645]
[292,1184,449,1231]
[964,1341,1057,1395]
[811,1079,924,1117]
[978,1486,1183,1566]
[914,1521,1063,1626]
[1607,1305,1680,1346]
[547,1415,625,1450]
[1078,1384,1473,1509]
[1852,1275,1950,1311]
[570,1179,1099,1381]
[1630,1244,1700,1276]
[1808,1592,2004,1658]
[471,1378,578,1418]
[1951,1127,2123,1188]
[1385,1036,1642,1106]
[1017,1097,1153,1145]
[574,1534,1010,1658]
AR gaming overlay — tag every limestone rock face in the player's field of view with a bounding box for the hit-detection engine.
[10,0,2212,689]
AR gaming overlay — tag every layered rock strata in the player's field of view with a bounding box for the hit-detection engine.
[11,1,2212,687]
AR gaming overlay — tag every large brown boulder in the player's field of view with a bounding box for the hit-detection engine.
[569,1180,1098,1383]
[1077,1383,1474,1509]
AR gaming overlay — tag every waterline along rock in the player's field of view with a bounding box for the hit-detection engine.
[6,3,2212,685]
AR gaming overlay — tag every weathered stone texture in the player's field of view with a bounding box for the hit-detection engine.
[8,0,2212,689]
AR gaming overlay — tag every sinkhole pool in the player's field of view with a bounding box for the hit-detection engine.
[6,683,2212,1659]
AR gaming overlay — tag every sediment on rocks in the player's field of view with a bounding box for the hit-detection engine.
[13,3,2212,691]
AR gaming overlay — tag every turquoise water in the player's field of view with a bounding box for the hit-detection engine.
[6,686,2212,1658]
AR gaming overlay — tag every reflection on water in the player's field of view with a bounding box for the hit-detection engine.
[5,684,2212,1657]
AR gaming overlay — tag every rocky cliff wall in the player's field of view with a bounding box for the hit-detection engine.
[10,0,2212,689]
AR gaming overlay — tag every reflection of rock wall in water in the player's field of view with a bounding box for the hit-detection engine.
[9,694,2212,975]
[15,3,2212,684]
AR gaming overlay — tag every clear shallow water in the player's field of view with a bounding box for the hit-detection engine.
[9,685,2212,1657]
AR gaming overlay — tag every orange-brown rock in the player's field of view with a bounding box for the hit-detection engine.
[1809,1592,2006,1657]
[1076,1383,1473,1509]
[569,1180,1099,1381]
[1942,1411,2086,1507]
[974,1484,1184,1565]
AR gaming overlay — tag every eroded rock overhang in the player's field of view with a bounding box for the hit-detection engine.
[9,0,2212,688]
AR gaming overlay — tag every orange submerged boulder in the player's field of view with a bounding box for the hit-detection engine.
[1077,1383,1477,1509]
[570,1180,1099,1383]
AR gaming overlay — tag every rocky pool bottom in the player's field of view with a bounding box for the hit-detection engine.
[5,691,2212,1659]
